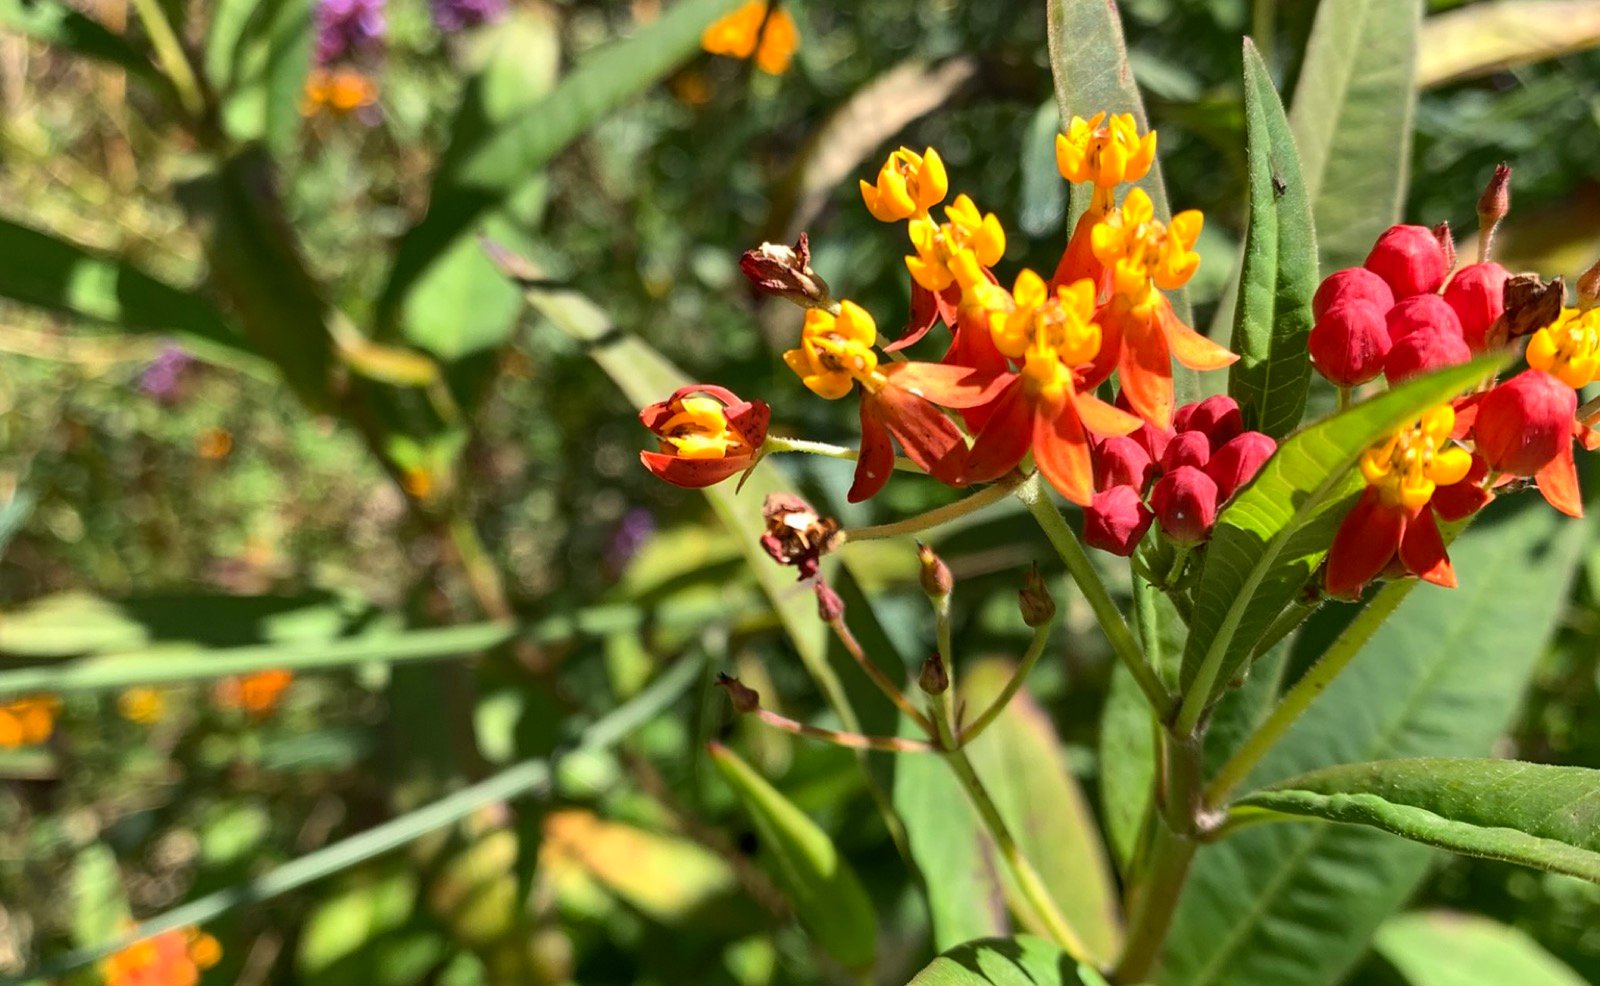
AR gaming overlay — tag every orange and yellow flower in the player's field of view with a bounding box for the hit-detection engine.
[213,670,294,717]
[639,385,769,489]
[102,924,220,986]
[860,146,948,223]
[701,1,798,75]
[1056,113,1158,204]
[301,67,378,117]
[906,195,1006,299]
[1090,188,1236,429]
[0,695,59,747]
[1525,307,1600,389]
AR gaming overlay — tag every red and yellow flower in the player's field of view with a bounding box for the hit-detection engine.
[102,924,220,986]
[640,385,770,489]
[1325,405,1483,598]
[860,146,948,224]
[1050,113,1157,291]
[1090,188,1237,429]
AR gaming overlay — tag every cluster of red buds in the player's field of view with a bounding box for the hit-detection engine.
[1085,394,1275,556]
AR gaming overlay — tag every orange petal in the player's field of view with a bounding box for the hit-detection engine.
[963,378,1032,484]
[849,398,896,503]
[1535,440,1584,518]
[1157,296,1238,370]
[1032,400,1095,506]
[1113,305,1175,429]
[874,386,967,484]
[1324,488,1404,599]
[1049,209,1105,294]
[884,362,1011,409]
[725,399,771,448]
[640,451,752,488]
[1071,391,1142,438]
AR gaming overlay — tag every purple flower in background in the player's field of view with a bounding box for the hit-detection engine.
[605,507,656,576]
[431,0,506,33]
[316,0,386,65]
[139,345,194,402]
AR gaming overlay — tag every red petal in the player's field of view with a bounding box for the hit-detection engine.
[884,362,1011,409]
[1450,391,1483,439]
[1157,296,1239,370]
[1032,400,1095,506]
[889,283,941,352]
[1400,507,1455,588]
[1432,455,1493,522]
[1535,440,1584,518]
[1324,488,1405,599]
[724,399,771,448]
[945,307,1010,376]
[849,398,895,503]
[640,451,752,488]
[1112,304,1175,429]
[874,386,967,484]
[1049,208,1105,293]
[962,379,1032,484]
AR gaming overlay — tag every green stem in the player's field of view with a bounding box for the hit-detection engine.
[958,622,1050,746]
[1204,579,1414,807]
[929,690,1090,961]
[128,0,205,120]
[933,592,957,705]
[1131,574,1168,686]
[1016,475,1173,717]
[827,615,935,735]
[1337,386,1352,412]
[752,708,934,753]
[1113,822,1198,984]
[844,477,1019,542]
[1248,599,1317,664]
[762,435,921,474]
[1251,0,1276,65]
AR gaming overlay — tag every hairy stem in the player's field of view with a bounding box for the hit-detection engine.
[762,435,920,473]
[753,708,933,753]
[1115,733,1206,983]
[844,477,1020,542]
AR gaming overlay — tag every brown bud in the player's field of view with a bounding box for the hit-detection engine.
[1497,273,1566,345]
[715,673,760,714]
[916,542,953,599]
[759,493,841,581]
[739,233,832,309]
[1477,163,1512,226]
[1431,221,1456,273]
[918,652,949,695]
[815,580,845,622]
[1018,565,1056,628]
[1579,254,1600,311]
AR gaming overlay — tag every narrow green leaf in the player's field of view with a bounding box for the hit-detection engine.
[907,935,1097,986]
[376,0,742,329]
[961,659,1122,963]
[0,216,265,374]
[1098,660,1156,875]
[260,0,314,160]
[1227,39,1316,438]
[709,743,878,973]
[1375,911,1588,986]
[0,0,161,84]
[1162,498,1589,985]
[1018,100,1067,239]
[1237,758,1600,884]
[1289,0,1422,271]
[1178,357,1501,723]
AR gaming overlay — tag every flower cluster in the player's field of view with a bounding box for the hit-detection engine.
[1084,394,1275,555]
[642,114,1241,512]
[701,1,799,75]
[0,695,58,747]
[102,924,220,986]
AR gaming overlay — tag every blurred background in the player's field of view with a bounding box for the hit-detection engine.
[2,0,1600,983]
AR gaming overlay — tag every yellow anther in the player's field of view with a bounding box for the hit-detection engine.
[783,301,883,399]
[1526,308,1600,389]
[1091,187,1203,300]
[906,194,1006,296]
[1360,405,1472,510]
[1056,113,1158,190]
[860,146,948,223]
[659,397,747,459]
[988,270,1102,403]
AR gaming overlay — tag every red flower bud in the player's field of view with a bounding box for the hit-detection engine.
[1385,294,1464,344]
[1443,262,1510,352]
[1473,369,1577,477]
[1117,390,1173,461]
[1161,430,1211,472]
[1365,224,1449,299]
[1309,299,1390,387]
[1206,431,1277,502]
[1150,466,1218,544]
[1095,436,1155,492]
[1083,485,1154,556]
[1383,325,1472,385]
[1313,267,1394,320]
[1173,395,1244,450]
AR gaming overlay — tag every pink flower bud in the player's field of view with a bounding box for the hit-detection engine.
[1383,325,1472,385]
[1161,430,1211,472]
[1443,262,1509,352]
[1313,267,1394,320]
[1206,431,1276,502]
[1095,436,1155,492]
[1365,224,1449,299]
[1309,299,1390,387]
[1150,466,1218,544]
[1173,394,1244,451]
[1473,369,1577,477]
[1083,485,1153,556]
[1385,294,1464,344]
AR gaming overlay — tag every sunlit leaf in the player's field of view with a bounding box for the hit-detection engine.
[1375,911,1588,986]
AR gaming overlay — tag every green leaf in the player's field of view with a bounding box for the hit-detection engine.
[72,844,129,948]
[399,11,559,361]
[1288,0,1422,271]
[0,216,265,374]
[1097,660,1156,876]
[208,0,313,159]
[961,660,1122,963]
[1375,911,1588,986]
[708,742,878,973]
[1045,0,1193,393]
[1227,39,1317,439]
[0,0,161,85]
[376,0,742,330]
[298,867,419,976]
[1177,357,1500,726]
[1018,100,1067,239]
[1161,498,1589,986]
[906,935,1100,985]
[1237,758,1600,884]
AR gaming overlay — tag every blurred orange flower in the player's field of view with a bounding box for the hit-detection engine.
[701,1,798,75]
